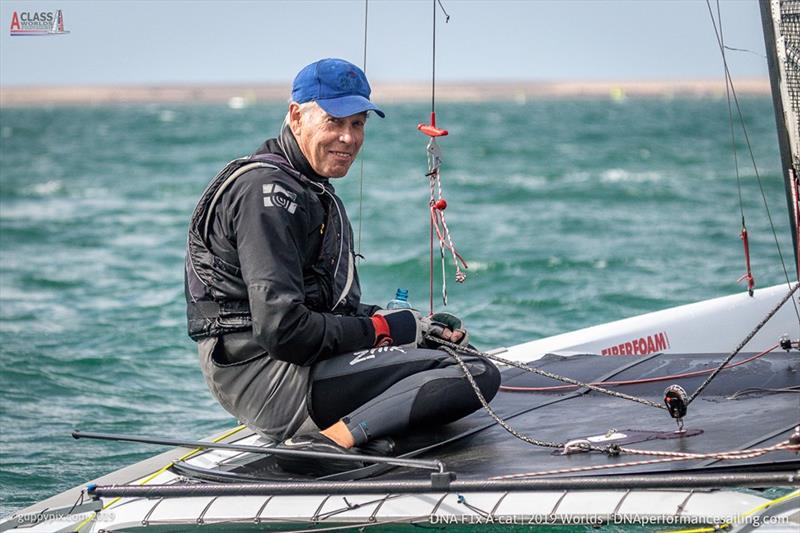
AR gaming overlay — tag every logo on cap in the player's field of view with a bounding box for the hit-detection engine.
[337,71,359,91]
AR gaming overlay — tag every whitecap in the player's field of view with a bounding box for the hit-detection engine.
[467,261,489,272]
[600,168,663,183]
[32,180,63,196]
[505,173,547,191]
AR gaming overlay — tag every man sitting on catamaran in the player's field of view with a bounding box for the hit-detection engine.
[184,58,500,476]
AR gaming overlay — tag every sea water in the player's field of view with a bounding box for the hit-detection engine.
[0,97,790,515]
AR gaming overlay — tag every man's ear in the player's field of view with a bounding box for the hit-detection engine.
[288,102,302,136]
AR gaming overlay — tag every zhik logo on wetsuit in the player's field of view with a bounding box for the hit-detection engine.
[350,346,406,366]
[263,183,297,214]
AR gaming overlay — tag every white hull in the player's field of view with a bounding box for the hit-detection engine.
[3,284,798,532]
[13,483,797,532]
[496,284,800,362]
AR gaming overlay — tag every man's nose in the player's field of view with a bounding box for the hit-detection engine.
[339,125,360,144]
[339,130,353,143]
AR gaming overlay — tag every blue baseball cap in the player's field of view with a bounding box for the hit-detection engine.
[292,58,385,118]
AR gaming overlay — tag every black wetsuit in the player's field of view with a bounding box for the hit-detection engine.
[187,125,500,442]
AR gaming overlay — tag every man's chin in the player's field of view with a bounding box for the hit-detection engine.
[325,165,353,179]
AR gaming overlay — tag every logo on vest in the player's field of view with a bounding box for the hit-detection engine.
[263,183,297,214]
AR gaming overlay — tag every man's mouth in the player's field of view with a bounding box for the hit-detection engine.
[329,150,352,160]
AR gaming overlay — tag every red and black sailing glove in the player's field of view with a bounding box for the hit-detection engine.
[371,310,469,349]
[371,309,422,348]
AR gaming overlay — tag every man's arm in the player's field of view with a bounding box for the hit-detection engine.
[356,303,382,317]
[228,171,375,366]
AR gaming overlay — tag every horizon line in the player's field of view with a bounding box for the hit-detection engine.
[0,78,770,107]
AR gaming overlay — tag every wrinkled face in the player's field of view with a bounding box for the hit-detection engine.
[289,102,366,178]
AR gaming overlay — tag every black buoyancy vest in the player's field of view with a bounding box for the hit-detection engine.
[185,152,360,341]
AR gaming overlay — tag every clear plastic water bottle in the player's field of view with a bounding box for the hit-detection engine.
[386,288,412,309]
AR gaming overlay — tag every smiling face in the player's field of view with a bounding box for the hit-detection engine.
[289,102,366,178]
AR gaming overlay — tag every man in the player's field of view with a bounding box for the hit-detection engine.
[185,58,500,476]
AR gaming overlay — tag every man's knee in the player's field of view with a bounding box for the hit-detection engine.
[472,357,501,403]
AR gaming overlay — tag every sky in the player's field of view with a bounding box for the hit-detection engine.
[0,0,769,87]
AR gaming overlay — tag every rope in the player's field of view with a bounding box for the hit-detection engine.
[428,276,799,460]
[420,0,461,312]
[436,341,799,475]
[489,440,799,480]
[438,344,564,449]
[432,339,666,411]
[686,281,800,405]
[428,150,468,300]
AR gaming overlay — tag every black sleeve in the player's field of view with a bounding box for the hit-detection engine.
[227,170,375,366]
[356,303,382,317]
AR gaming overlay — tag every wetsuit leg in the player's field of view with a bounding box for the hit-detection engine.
[308,345,500,445]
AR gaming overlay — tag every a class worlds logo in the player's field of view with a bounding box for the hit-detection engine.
[10,9,69,36]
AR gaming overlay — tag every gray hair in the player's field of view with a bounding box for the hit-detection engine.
[282,101,319,129]
[282,101,370,129]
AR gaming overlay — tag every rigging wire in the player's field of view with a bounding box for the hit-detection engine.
[716,0,754,295]
[356,0,369,260]
[705,0,800,323]
[686,280,799,405]
[717,0,744,223]
[723,45,767,60]
[430,0,450,114]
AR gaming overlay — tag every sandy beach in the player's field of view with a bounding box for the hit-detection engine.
[0,79,769,107]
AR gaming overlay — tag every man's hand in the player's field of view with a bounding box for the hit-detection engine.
[371,309,422,348]
[371,310,468,349]
[421,312,469,347]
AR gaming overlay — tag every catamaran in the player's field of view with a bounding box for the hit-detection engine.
[1,0,798,531]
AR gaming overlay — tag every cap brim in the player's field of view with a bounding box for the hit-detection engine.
[317,94,385,118]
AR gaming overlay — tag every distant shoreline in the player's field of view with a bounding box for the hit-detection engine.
[0,79,769,107]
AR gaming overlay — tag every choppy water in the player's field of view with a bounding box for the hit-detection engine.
[0,97,791,515]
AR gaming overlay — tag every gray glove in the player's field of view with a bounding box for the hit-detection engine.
[420,312,469,348]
